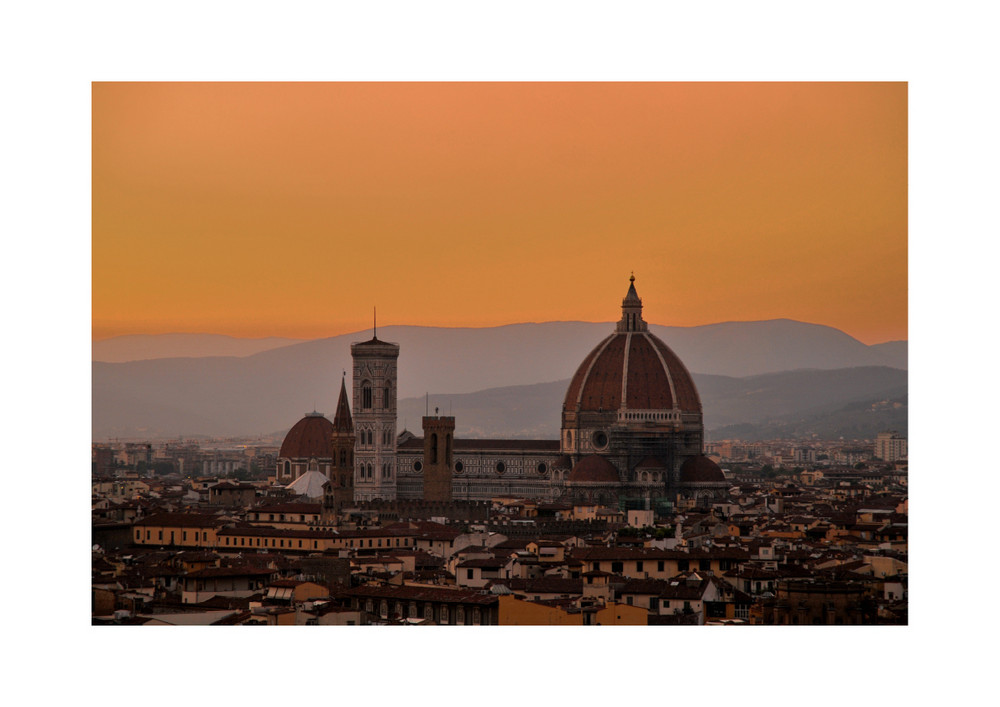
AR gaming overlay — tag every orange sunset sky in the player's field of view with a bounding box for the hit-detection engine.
[92,82,907,345]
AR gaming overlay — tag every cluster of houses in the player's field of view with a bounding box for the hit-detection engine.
[92,462,907,626]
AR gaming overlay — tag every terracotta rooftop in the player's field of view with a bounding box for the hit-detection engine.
[343,584,498,605]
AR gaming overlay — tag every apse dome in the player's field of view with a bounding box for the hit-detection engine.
[679,455,726,484]
[567,454,621,484]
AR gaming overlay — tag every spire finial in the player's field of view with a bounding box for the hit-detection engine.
[630,272,635,283]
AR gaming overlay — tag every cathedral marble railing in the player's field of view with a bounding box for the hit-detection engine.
[617,409,682,424]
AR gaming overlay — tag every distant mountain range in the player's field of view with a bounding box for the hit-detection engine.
[92,320,907,441]
[93,334,304,363]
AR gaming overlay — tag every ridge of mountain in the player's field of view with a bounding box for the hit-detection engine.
[93,333,304,363]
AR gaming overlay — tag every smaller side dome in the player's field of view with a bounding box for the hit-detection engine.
[679,455,726,484]
[280,413,336,459]
[568,455,620,484]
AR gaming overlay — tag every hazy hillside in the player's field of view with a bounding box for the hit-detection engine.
[93,334,303,363]
[868,340,907,370]
[93,320,908,440]
[392,367,907,440]
[695,366,908,429]
[709,393,908,442]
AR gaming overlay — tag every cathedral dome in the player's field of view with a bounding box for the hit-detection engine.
[279,413,336,459]
[568,454,621,484]
[679,455,726,484]
[563,277,701,414]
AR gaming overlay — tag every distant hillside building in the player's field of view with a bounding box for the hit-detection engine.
[874,430,907,462]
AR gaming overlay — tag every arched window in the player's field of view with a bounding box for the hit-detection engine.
[383,383,391,410]
[431,433,438,464]
[362,381,372,410]
[339,449,346,466]
[446,434,452,464]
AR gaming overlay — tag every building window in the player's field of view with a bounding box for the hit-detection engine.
[383,384,391,410]
[362,381,372,410]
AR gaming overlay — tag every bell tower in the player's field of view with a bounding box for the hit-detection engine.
[351,322,400,501]
[422,414,455,502]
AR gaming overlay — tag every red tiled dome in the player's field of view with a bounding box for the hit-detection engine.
[679,455,726,484]
[563,330,701,413]
[279,413,335,459]
[568,455,620,484]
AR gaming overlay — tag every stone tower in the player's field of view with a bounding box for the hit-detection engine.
[327,374,356,511]
[422,414,455,502]
[351,330,400,500]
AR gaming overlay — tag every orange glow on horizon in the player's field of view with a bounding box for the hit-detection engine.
[93,82,907,345]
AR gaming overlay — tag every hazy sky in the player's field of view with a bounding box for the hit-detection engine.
[93,82,906,344]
